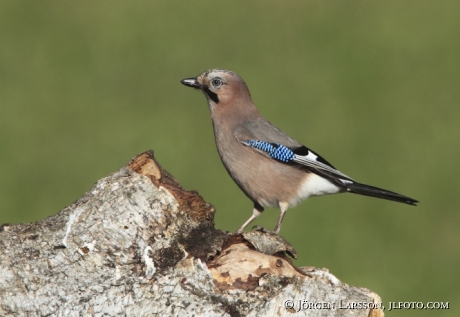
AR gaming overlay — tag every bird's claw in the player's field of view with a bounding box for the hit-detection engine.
[251,225,279,235]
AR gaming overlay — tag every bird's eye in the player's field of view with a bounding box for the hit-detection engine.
[211,78,223,87]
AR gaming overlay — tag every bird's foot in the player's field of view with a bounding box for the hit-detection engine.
[242,229,297,259]
[251,225,279,235]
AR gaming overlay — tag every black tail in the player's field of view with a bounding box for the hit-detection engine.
[346,182,418,206]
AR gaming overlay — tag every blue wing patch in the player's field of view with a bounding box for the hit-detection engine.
[242,139,354,181]
[244,140,294,162]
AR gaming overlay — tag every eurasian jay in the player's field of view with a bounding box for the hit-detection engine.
[181,69,417,234]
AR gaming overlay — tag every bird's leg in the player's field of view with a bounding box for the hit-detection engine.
[273,202,289,234]
[236,203,264,233]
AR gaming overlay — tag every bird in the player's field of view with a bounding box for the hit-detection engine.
[180,69,418,234]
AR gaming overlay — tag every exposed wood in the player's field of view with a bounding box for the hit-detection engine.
[0,150,384,317]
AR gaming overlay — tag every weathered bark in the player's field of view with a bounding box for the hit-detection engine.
[0,151,384,317]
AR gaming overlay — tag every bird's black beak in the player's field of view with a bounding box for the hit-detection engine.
[180,78,202,89]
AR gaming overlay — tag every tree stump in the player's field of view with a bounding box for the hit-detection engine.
[0,151,384,317]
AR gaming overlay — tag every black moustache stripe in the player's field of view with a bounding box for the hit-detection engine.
[204,87,219,103]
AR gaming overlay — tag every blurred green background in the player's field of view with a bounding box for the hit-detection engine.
[1,1,458,315]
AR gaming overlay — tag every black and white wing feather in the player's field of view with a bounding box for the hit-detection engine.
[233,119,353,184]
[239,139,354,184]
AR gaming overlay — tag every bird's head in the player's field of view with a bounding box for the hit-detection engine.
[181,69,252,108]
